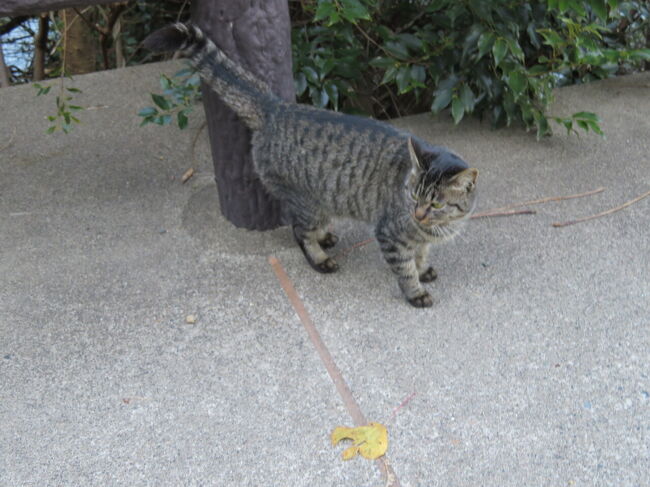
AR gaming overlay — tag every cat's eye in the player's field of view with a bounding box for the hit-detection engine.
[432,201,446,209]
[410,191,419,202]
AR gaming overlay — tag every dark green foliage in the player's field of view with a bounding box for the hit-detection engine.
[290,0,650,137]
[138,66,201,129]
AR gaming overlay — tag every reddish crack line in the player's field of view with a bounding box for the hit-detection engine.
[268,255,401,487]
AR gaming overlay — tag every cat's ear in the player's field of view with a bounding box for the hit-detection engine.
[407,137,425,172]
[447,168,479,193]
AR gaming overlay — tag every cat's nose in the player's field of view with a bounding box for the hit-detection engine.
[414,205,428,221]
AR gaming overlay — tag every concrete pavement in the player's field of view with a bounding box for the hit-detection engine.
[1,62,648,486]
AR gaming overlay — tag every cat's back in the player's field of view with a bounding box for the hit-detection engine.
[253,102,408,220]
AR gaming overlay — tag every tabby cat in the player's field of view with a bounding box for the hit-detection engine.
[145,23,479,308]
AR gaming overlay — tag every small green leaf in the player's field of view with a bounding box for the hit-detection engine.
[460,84,475,112]
[492,38,507,66]
[395,66,410,93]
[410,65,426,85]
[538,29,564,49]
[66,87,82,93]
[589,0,608,21]
[380,65,398,85]
[302,66,320,85]
[177,110,188,129]
[339,0,371,23]
[506,38,524,62]
[477,32,494,59]
[151,93,171,111]
[174,68,193,78]
[323,81,339,110]
[310,88,329,108]
[46,126,56,134]
[587,120,604,136]
[68,105,83,111]
[384,41,410,61]
[294,72,307,96]
[314,0,337,22]
[369,57,396,69]
[507,71,528,98]
[138,107,158,117]
[573,111,600,122]
[160,75,172,91]
[431,88,452,113]
[536,115,550,140]
[451,96,465,124]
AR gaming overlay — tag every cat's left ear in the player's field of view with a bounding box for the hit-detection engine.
[448,168,479,193]
[407,137,425,172]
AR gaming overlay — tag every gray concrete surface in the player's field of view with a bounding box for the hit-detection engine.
[1,61,648,487]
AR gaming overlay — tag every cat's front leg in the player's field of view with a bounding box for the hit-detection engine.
[415,243,437,283]
[376,237,433,308]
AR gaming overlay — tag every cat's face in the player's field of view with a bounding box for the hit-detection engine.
[406,138,478,228]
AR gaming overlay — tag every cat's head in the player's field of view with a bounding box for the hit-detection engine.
[404,137,478,228]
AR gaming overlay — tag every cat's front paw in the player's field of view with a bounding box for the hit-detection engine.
[314,257,339,273]
[407,292,433,308]
[419,266,438,283]
[318,232,339,249]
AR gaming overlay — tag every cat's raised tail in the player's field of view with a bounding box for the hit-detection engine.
[144,23,275,129]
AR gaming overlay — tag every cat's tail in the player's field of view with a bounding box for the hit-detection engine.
[144,22,274,130]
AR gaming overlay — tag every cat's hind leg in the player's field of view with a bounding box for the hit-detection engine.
[286,201,338,273]
[292,224,339,273]
[318,231,339,249]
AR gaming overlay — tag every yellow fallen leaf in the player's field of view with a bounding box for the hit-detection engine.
[331,422,388,460]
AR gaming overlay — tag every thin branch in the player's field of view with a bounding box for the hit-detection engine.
[176,0,190,22]
[0,16,30,37]
[476,187,606,216]
[33,15,49,81]
[470,209,536,219]
[552,189,650,228]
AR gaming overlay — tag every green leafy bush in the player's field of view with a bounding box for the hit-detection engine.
[290,0,650,137]
[138,66,201,129]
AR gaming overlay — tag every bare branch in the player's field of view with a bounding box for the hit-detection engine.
[0,15,30,36]
[552,189,650,228]
[477,187,606,215]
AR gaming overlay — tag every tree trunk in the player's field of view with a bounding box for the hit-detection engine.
[191,0,294,230]
[0,44,11,87]
[62,8,97,75]
[33,14,49,81]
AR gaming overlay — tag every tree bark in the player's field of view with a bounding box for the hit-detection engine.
[1,1,113,17]
[191,0,294,230]
[62,8,97,75]
[33,15,49,81]
[0,44,11,87]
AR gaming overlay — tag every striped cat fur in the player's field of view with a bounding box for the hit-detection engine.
[145,23,479,308]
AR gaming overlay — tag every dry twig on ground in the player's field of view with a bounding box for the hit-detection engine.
[472,186,605,218]
[552,189,650,227]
